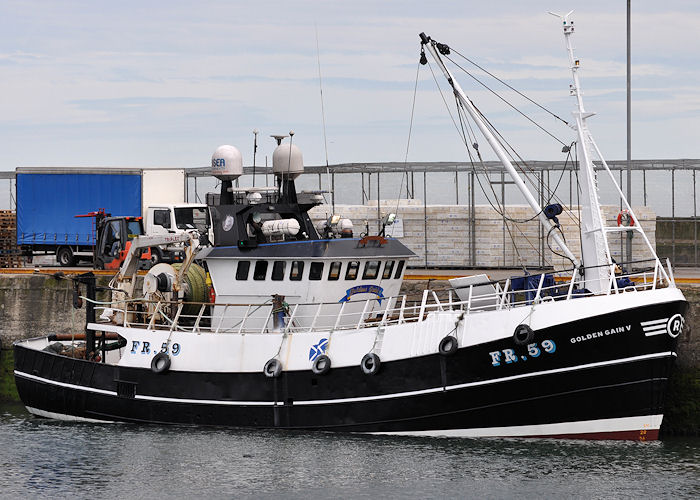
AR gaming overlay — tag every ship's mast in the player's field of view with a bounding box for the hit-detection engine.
[552,11,611,293]
[420,34,581,270]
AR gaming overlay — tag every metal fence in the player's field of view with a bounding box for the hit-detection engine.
[186,159,700,268]
[1,159,699,268]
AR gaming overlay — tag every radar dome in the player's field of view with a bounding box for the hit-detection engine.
[211,145,243,180]
[272,143,304,180]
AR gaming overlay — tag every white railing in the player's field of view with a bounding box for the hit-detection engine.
[91,259,673,336]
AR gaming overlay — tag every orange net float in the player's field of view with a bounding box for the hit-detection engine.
[617,209,635,227]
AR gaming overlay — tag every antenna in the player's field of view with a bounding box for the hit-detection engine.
[271,134,288,146]
[271,134,286,195]
[548,10,574,22]
[288,130,295,180]
[252,129,259,187]
[315,23,333,210]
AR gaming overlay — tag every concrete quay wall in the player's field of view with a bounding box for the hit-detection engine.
[309,202,657,268]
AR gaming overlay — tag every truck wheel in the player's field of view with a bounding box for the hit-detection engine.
[150,248,163,266]
[57,247,76,267]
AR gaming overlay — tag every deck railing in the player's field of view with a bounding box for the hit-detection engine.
[91,258,673,336]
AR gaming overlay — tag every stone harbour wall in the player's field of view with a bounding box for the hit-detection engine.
[309,201,657,269]
[0,275,77,346]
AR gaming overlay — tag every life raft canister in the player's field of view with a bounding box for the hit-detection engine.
[617,209,635,227]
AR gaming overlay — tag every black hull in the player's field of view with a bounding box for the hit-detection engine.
[14,299,687,439]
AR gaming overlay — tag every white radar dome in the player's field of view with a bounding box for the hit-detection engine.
[272,143,304,180]
[211,145,243,180]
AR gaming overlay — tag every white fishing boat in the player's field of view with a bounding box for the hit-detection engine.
[14,14,686,440]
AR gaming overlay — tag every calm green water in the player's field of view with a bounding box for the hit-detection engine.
[1,402,698,499]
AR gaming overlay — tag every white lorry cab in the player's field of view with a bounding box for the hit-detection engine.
[145,203,212,264]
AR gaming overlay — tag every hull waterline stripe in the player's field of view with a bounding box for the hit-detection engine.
[14,371,117,396]
[368,414,663,438]
[13,370,275,407]
[14,351,675,407]
[296,351,676,406]
[25,406,116,423]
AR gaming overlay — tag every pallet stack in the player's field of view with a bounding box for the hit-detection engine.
[0,210,22,268]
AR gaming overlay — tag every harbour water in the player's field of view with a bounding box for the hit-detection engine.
[1,402,698,499]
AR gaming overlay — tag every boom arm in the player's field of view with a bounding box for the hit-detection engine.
[109,232,199,299]
[420,33,580,269]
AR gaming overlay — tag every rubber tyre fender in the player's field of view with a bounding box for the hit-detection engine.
[151,352,171,374]
[513,324,535,346]
[438,335,458,356]
[360,353,381,375]
[312,354,331,375]
[264,358,282,378]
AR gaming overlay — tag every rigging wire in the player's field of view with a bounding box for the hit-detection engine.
[425,60,528,269]
[449,47,571,127]
[452,93,530,269]
[433,46,581,224]
[573,143,584,262]
[391,59,423,232]
[445,54,568,147]
[426,61,468,144]
[546,224,576,268]
[422,48,585,270]
[455,90,576,225]
[470,100,580,225]
[451,77,577,269]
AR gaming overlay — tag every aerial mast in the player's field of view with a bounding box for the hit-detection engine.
[549,11,612,293]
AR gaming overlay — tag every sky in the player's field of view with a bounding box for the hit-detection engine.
[1,0,699,172]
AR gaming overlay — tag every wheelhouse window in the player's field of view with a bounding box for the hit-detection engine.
[328,261,342,281]
[290,261,304,281]
[382,260,395,279]
[271,261,286,281]
[362,260,380,280]
[236,261,250,280]
[253,261,268,280]
[309,262,324,280]
[394,260,405,279]
[345,261,359,280]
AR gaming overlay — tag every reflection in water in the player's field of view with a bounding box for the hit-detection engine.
[1,402,698,499]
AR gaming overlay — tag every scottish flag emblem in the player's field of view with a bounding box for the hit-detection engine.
[309,338,328,361]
